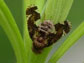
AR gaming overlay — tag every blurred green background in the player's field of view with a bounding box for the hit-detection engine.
[0,0,84,63]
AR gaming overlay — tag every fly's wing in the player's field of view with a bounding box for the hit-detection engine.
[47,23,64,47]
[47,21,71,47]
[63,20,71,33]
[26,6,40,39]
[26,6,37,15]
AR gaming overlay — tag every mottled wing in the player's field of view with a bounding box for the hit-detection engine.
[26,6,40,39]
[47,23,64,47]
[63,20,71,33]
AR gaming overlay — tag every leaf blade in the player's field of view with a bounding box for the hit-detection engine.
[45,0,73,24]
[0,1,27,63]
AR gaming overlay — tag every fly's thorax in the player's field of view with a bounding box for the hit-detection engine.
[38,20,56,35]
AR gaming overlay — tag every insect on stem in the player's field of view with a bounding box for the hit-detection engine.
[26,6,71,54]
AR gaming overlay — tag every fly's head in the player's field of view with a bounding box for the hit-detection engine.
[38,20,55,35]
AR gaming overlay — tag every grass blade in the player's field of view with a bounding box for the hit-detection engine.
[4,0,26,36]
[0,0,27,63]
[45,0,63,24]
[45,0,73,24]
[58,0,74,22]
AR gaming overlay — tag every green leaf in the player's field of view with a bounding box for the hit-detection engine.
[29,47,52,63]
[23,20,32,63]
[45,0,73,24]
[35,0,47,13]
[58,0,73,22]
[26,0,47,12]
[25,0,37,7]
[48,21,84,63]
[4,0,26,36]
[0,0,27,63]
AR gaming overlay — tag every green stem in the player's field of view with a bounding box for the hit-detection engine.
[0,0,27,63]
[49,21,84,63]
